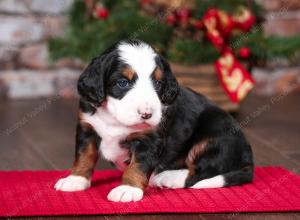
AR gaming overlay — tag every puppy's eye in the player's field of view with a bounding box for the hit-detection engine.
[154,80,162,90]
[117,78,130,88]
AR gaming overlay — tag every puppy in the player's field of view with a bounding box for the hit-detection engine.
[55,39,253,202]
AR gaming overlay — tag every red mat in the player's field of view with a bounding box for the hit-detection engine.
[0,167,299,217]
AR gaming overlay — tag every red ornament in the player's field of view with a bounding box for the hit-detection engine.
[176,8,191,18]
[176,8,191,25]
[193,19,203,29]
[166,14,176,26]
[207,32,224,48]
[96,7,109,20]
[239,47,251,58]
[140,0,152,5]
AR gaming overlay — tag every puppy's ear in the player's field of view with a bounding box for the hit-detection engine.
[156,55,179,105]
[77,49,116,106]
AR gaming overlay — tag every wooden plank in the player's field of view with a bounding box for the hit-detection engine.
[184,85,238,112]
[171,63,216,76]
[187,85,225,95]
[174,72,217,79]
[172,62,249,77]
[176,77,220,86]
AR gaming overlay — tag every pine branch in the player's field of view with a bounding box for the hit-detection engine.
[48,0,300,66]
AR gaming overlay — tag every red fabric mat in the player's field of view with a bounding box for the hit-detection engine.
[0,167,299,217]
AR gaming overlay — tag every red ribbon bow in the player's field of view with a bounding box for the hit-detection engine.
[203,8,255,103]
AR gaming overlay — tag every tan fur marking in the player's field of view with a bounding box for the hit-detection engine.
[122,155,148,190]
[154,67,162,81]
[186,139,210,177]
[71,122,98,179]
[122,67,136,80]
[72,142,98,179]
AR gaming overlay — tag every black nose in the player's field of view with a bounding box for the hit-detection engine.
[141,113,152,120]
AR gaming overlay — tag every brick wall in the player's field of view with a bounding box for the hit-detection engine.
[0,0,81,99]
[0,0,299,99]
[253,0,300,95]
[0,0,74,69]
[256,0,300,37]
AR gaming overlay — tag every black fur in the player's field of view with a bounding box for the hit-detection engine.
[155,55,179,105]
[77,45,119,107]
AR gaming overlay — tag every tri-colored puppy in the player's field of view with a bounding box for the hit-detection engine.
[55,39,253,202]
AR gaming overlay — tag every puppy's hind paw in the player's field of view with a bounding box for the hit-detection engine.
[149,169,188,189]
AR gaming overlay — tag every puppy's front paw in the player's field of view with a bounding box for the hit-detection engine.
[107,185,143,202]
[54,175,91,192]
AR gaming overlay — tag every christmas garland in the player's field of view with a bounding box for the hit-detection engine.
[48,0,300,103]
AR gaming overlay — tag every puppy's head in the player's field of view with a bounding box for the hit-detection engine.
[78,39,179,128]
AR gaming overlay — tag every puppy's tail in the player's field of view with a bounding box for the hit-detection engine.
[190,166,253,189]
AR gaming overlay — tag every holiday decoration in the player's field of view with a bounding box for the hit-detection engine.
[176,8,192,26]
[166,14,176,26]
[216,51,254,102]
[95,7,109,19]
[201,8,256,103]
[140,0,152,5]
[239,47,251,59]
[49,0,300,107]
[93,2,109,19]
[193,19,203,29]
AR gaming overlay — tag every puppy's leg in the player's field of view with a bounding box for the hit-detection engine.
[185,137,253,189]
[107,154,147,202]
[150,169,225,189]
[55,121,99,192]
[108,131,161,202]
[150,139,215,189]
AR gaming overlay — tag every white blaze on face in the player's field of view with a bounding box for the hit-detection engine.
[107,42,162,127]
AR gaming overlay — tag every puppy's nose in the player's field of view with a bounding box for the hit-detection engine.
[138,107,153,120]
[141,112,152,120]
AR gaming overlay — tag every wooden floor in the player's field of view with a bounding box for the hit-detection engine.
[0,92,299,219]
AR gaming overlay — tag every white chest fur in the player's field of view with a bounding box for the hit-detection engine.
[81,107,136,170]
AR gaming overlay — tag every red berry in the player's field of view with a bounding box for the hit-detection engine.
[166,14,176,26]
[176,8,191,20]
[96,8,109,20]
[213,37,224,47]
[140,0,152,5]
[239,47,251,58]
[194,19,203,29]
